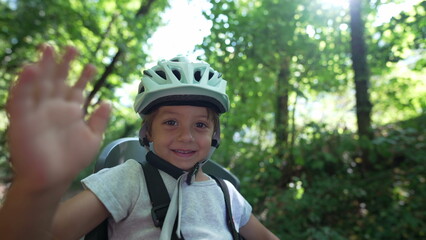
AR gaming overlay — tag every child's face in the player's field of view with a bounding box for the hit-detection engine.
[148,105,215,171]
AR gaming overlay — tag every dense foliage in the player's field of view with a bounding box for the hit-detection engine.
[257,122,426,239]
[199,0,425,239]
[1,0,425,239]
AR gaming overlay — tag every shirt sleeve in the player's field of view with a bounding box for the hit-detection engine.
[81,159,142,222]
[225,180,253,229]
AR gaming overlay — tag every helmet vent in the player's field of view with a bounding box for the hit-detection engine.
[208,71,214,80]
[138,86,145,94]
[143,70,152,77]
[194,70,202,82]
[172,69,181,80]
[155,70,167,80]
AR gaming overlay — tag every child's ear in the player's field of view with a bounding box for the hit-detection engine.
[139,124,151,146]
[146,131,152,142]
[141,132,151,147]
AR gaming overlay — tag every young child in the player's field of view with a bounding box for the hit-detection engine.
[0,45,279,240]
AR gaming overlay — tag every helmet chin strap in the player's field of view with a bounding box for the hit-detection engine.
[182,145,217,184]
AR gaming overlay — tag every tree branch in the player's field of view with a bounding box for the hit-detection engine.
[83,48,123,114]
[83,0,158,114]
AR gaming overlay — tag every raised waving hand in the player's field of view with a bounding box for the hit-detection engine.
[6,45,111,192]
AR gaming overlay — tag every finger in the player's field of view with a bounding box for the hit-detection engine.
[37,45,57,99]
[87,101,112,136]
[38,44,56,80]
[7,65,39,118]
[67,64,96,103]
[46,47,77,99]
[54,46,79,82]
[74,64,97,90]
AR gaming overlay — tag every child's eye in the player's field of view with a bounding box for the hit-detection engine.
[164,120,177,126]
[195,122,208,128]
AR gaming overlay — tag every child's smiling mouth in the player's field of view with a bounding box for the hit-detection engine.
[172,149,196,157]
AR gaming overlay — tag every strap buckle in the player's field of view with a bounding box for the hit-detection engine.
[151,203,169,227]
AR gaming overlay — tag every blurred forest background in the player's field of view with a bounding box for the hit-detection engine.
[1,0,425,239]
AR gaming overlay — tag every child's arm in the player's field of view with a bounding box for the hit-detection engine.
[0,45,111,239]
[52,190,110,240]
[239,214,280,240]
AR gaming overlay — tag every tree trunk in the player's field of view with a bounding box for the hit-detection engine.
[276,56,291,160]
[349,0,373,139]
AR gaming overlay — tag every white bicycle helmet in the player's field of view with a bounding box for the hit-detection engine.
[134,55,229,116]
[134,55,230,149]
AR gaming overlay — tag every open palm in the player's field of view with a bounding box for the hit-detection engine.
[7,45,111,192]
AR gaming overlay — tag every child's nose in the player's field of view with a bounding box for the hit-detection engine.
[177,126,194,142]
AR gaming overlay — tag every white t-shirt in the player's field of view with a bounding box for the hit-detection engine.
[82,159,252,239]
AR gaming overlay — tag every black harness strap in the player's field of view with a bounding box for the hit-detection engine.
[140,159,170,228]
[145,151,184,179]
[211,175,243,240]
[140,158,183,239]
